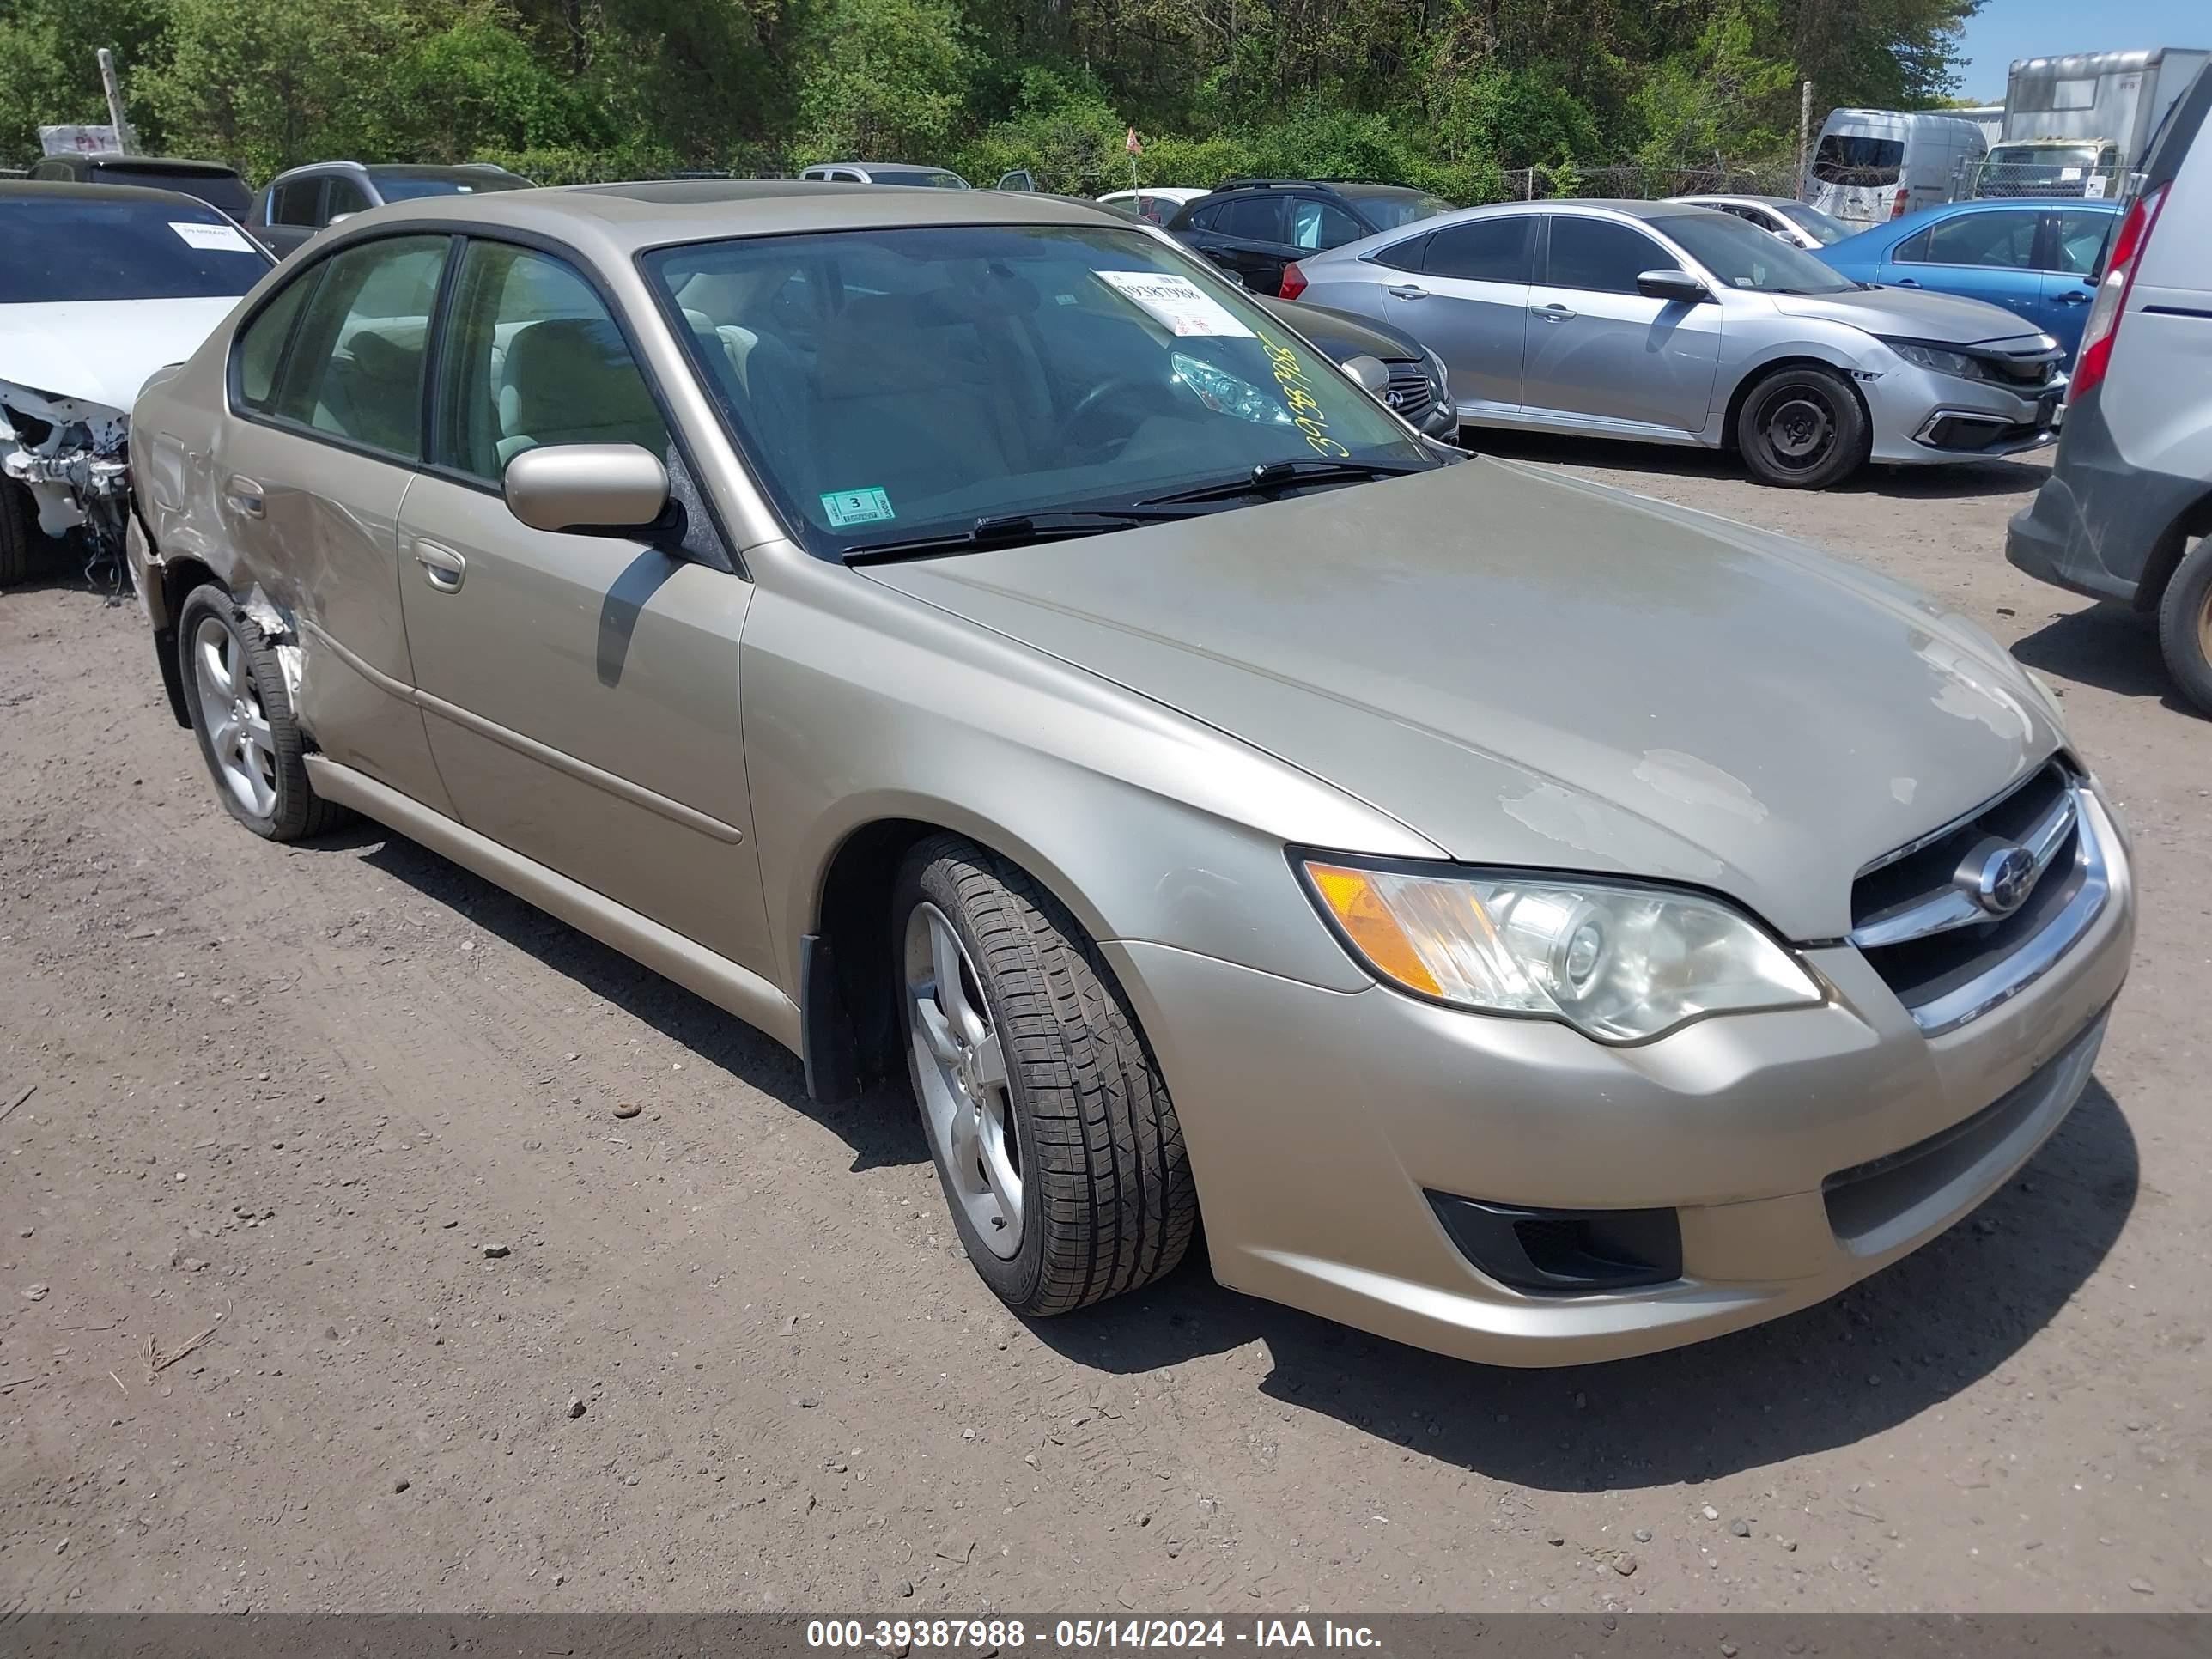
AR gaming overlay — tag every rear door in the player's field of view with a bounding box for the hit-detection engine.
[213,233,455,811]
[1199,194,1292,292]
[1886,209,2044,330]
[396,235,771,973]
[1522,216,1722,434]
[1381,214,1534,415]
[2037,208,2112,354]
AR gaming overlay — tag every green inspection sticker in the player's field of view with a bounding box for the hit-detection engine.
[821,487,895,528]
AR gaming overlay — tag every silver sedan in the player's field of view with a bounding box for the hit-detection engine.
[1283,199,2069,487]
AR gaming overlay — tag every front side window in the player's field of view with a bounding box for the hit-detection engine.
[0,197,270,303]
[2052,210,2115,276]
[646,223,1431,558]
[1544,217,1677,294]
[1422,216,1534,283]
[1908,211,2038,270]
[1215,195,1286,242]
[433,240,669,483]
[269,234,449,456]
[1290,198,1364,251]
[270,178,323,227]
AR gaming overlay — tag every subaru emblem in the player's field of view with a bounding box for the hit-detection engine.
[1968,845,2039,916]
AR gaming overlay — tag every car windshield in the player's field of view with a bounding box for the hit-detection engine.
[0,197,271,303]
[1351,191,1453,230]
[1775,201,1853,244]
[85,161,252,218]
[1656,211,1856,294]
[1986,143,2101,182]
[868,169,969,189]
[368,171,532,201]
[646,222,1431,558]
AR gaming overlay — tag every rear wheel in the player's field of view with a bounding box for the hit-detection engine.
[1736,364,1869,489]
[894,836,1197,1316]
[176,584,347,840]
[2156,535,2212,716]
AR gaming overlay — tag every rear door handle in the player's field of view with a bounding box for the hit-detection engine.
[414,538,466,592]
[1532,302,1577,321]
[223,474,264,519]
[2053,289,2092,304]
[1893,277,1923,287]
[1386,284,1429,299]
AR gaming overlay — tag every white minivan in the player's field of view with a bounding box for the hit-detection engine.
[1806,109,1987,227]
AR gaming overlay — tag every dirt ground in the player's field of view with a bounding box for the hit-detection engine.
[2,440,2206,1616]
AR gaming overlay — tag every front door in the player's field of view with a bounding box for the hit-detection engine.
[212,233,454,811]
[1200,195,1292,293]
[1381,213,1534,415]
[394,236,771,974]
[1522,216,1722,434]
[2039,208,2112,356]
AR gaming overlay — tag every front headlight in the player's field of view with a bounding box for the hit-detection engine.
[1880,338,1985,381]
[1300,858,1821,1042]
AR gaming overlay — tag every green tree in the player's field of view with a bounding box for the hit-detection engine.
[790,0,969,162]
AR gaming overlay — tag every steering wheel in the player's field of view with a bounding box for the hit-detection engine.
[1055,376,1148,452]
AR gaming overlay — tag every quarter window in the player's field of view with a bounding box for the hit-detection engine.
[1545,216,1677,293]
[270,234,449,457]
[432,240,669,483]
[234,274,319,412]
[1422,216,1534,283]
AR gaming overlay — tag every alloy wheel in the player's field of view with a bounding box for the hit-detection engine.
[190,614,278,819]
[903,901,1024,1258]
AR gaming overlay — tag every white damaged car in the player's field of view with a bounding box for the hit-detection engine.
[1,180,271,585]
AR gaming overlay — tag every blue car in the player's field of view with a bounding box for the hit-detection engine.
[1815,198,2122,361]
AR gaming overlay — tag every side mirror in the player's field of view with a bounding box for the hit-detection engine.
[327,211,356,226]
[1341,354,1390,396]
[1637,268,1711,304]
[1218,266,1247,289]
[503,443,671,537]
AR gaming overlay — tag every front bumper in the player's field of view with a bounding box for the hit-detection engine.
[1108,794,2134,1368]
[1865,362,2063,465]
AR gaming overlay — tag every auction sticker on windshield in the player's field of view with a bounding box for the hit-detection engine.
[1097,271,1255,338]
[171,221,254,252]
[821,487,896,528]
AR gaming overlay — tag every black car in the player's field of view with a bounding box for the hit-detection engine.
[1168,179,1452,295]
[1257,296,1457,440]
[25,152,251,221]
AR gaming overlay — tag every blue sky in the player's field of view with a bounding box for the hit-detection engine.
[1954,3,2210,100]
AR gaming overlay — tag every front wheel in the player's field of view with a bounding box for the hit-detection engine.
[1735,365,1869,489]
[176,584,347,841]
[894,836,1197,1316]
[2156,535,2212,716]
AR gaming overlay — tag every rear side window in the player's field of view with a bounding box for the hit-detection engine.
[1544,217,1676,293]
[1422,216,1534,282]
[270,234,450,457]
[1904,210,2038,270]
[1215,195,1286,242]
[432,240,669,483]
[269,178,323,227]
[1290,198,1364,251]
[1814,134,1905,185]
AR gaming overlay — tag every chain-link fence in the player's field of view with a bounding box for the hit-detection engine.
[1498,161,1805,203]
[1952,159,2129,203]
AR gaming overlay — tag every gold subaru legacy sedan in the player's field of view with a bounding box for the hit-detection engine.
[125,183,2134,1367]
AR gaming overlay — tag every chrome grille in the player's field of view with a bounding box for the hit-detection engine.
[1383,360,1435,426]
[1850,762,2111,1035]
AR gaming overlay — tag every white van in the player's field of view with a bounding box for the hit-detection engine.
[1805,109,1987,227]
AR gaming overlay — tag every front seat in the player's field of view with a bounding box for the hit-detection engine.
[496,318,668,468]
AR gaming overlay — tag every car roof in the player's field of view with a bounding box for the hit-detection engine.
[270,161,521,179]
[313,178,1137,257]
[0,178,232,210]
[45,153,240,176]
[1669,194,1796,207]
[807,161,959,173]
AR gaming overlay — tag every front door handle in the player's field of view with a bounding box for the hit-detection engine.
[1893,276,1923,287]
[2053,289,2092,304]
[223,474,264,519]
[1532,302,1577,321]
[1386,284,1429,299]
[414,538,466,592]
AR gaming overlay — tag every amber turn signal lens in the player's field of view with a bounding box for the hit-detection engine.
[1304,860,1442,996]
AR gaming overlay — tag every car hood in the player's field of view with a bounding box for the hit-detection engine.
[862,459,2064,940]
[0,297,241,413]
[1768,285,2047,346]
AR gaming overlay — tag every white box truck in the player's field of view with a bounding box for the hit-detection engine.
[1980,47,2210,197]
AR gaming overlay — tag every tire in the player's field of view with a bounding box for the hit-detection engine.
[175,583,347,841]
[2156,535,2212,716]
[0,477,43,587]
[893,835,1197,1316]
[1735,364,1869,489]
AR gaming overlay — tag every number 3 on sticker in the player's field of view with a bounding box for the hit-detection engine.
[822,488,894,528]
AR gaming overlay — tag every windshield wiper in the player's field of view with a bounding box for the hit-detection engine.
[1140,457,1425,507]
[842,507,1203,563]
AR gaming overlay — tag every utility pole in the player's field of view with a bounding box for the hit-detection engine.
[97,47,137,152]
[1797,79,1813,196]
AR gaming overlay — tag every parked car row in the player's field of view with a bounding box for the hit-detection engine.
[108,179,2134,1373]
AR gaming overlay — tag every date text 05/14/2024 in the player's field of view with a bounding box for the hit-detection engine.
[806,1620,1383,1650]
